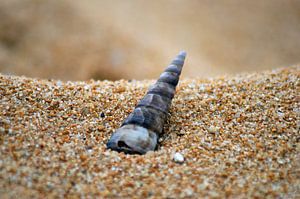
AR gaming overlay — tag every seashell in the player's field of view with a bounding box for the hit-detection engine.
[106,51,186,154]
[173,152,185,163]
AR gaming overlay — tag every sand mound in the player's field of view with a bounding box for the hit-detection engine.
[0,67,299,198]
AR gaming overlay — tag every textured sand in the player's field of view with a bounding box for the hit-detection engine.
[0,67,299,198]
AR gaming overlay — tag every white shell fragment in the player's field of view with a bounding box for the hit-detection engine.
[173,152,185,163]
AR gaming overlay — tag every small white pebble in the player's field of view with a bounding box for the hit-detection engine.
[0,127,5,133]
[277,111,284,118]
[84,85,90,90]
[207,126,218,134]
[173,152,184,163]
[184,187,194,196]
[56,81,62,87]
[277,158,285,165]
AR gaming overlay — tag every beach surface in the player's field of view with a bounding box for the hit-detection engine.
[0,66,299,198]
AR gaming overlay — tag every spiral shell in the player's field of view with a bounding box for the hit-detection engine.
[106,51,186,154]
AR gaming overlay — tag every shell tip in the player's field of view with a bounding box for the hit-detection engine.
[178,50,187,57]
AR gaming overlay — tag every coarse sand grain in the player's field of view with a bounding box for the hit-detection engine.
[0,66,299,198]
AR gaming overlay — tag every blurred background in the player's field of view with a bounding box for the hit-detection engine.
[0,0,299,81]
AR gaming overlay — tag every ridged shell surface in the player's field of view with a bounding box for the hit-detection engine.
[106,51,186,154]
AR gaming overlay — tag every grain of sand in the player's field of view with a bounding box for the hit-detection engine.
[0,66,299,198]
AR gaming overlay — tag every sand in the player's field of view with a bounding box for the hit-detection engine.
[0,66,299,198]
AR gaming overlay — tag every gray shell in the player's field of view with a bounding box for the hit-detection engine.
[106,51,186,154]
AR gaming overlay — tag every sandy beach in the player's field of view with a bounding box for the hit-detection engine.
[0,66,299,198]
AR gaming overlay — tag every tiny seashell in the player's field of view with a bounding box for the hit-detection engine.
[173,152,185,163]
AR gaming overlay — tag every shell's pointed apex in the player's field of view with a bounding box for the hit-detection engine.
[179,51,187,57]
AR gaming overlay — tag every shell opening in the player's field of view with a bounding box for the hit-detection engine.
[106,124,158,154]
